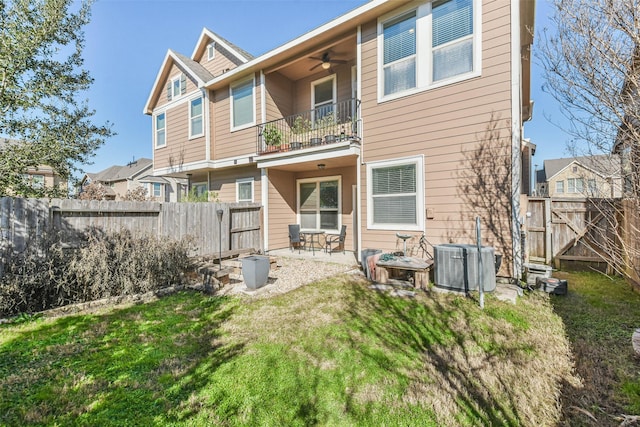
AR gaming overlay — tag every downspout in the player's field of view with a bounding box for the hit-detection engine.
[356,24,363,257]
[511,0,523,280]
[260,70,269,252]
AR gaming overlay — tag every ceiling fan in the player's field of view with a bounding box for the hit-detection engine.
[309,52,347,71]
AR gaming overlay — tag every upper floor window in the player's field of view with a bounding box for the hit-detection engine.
[236,178,254,202]
[568,178,584,193]
[230,77,255,130]
[167,74,186,100]
[432,0,474,82]
[382,12,417,96]
[556,180,564,194]
[155,112,166,148]
[190,97,204,137]
[311,75,336,120]
[378,0,480,101]
[32,174,44,188]
[588,179,597,195]
[207,42,216,61]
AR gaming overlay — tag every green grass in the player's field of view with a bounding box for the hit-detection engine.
[551,271,640,424]
[2,272,623,426]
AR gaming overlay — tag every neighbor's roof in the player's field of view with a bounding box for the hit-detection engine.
[90,158,153,183]
[542,155,621,182]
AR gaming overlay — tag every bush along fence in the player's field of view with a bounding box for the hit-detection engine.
[0,197,263,317]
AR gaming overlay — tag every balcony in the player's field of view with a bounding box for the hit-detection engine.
[256,98,361,156]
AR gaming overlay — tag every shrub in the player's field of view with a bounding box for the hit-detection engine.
[0,230,196,318]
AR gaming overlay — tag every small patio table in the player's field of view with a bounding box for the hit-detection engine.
[304,230,325,255]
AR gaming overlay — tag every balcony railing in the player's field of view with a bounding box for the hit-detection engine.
[256,98,361,155]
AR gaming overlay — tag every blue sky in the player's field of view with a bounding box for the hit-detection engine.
[80,0,569,175]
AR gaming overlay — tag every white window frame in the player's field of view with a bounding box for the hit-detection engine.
[151,182,162,198]
[207,42,216,61]
[555,180,564,194]
[236,177,254,203]
[154,112,166,148]
[588,178,597,195]
[230,76,256,132]
[296,175,342,233]
[189,96,204,138]
[311,74,337,113]
[366,155,425,231]
[377,0,481,102]
[171,75,182,99]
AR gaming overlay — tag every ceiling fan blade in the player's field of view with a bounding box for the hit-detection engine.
[309,56,324,61]
[309,63,323,71]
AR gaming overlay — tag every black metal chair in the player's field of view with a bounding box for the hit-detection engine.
[288,224,306,254]
[325,225,347,255]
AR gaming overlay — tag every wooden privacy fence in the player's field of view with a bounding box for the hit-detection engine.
[526,197,619,272]
[0,197,263,258]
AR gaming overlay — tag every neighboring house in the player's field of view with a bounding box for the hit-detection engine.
[144,0,536,278]
[0,138,68,195]
[81,158,187,202]
[536,155,623,198]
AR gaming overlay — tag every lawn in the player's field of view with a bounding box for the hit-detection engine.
[0,271,638,426]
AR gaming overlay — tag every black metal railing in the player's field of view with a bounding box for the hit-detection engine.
[256,98,361,155]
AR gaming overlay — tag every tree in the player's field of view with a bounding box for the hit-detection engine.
[77,182,108,200]
[122,186,149,201]
[0,0,113,198]
[537,0,640,282]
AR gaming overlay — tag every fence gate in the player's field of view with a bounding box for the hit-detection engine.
[527,197,613,271]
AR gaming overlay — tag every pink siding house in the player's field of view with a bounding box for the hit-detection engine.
[144,0,536,278]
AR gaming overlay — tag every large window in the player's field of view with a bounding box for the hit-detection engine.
[236,178,254,202]
[367,156,424,230]
[298,177,340,232]
[231,78,255,130]
[555,180,564,194]
[190,97,203,137]
[382,11,417,96]
[378,0,479,100]
[155,113,166,148]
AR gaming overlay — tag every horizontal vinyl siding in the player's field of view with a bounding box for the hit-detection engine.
[265,72,295,122]
[209,166,262,203]
[155,63,200,110]
[267,169,297,250]
[154,102,207,170]
[197,43,244,76]
[359,0,514,266]
[213,73,262,160]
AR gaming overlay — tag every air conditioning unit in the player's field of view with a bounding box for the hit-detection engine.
[434,244,497,292]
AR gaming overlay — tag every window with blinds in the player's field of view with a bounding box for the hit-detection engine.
[378,0,479,100]
[372,163,417,225]
[383,11,417,96]
[231,78,255,129]
[432,0,473,82]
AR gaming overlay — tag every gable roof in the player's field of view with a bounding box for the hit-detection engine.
[191,28,254,64]
[143,50,215,114]
[542,155,621,182]
[89,158,153,183]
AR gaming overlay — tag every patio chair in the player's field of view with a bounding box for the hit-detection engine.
[288,224,306,254]
[325,225,347,255]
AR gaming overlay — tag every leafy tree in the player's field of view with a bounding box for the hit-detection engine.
[538,0,640,282]
[0,0,113,198]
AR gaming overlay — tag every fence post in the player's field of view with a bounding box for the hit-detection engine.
[545,198,552,264]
